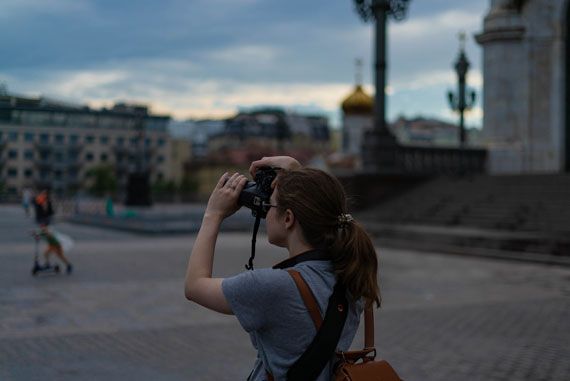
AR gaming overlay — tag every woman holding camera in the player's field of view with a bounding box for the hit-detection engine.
[185,156,380,380]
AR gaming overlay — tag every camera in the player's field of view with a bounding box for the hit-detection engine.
[238,167,277,218]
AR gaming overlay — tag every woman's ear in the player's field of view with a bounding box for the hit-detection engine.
[284,208,295,230]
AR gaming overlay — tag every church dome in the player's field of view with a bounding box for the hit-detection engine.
[341,85,373,114]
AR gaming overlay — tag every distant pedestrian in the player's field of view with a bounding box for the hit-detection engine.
[32,224,74,274]
[34,189,54,226]
[21,188,33,217]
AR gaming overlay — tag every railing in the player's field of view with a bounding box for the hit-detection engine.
[364,143,487,175]
[397,145,487,175]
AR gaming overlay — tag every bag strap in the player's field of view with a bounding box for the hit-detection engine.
[285,270,348,381]
[288,270,375,348]
[364,307,374,348]
[287,269,323,329]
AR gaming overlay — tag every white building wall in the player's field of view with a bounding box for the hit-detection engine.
[342,114,373,156]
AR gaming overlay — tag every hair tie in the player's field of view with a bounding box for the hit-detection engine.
[337,213,353,229]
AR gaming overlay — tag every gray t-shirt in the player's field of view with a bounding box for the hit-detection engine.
[222,260,363,381]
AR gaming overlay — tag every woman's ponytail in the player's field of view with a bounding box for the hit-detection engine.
[330,220,381,308]
[276,168,381,308]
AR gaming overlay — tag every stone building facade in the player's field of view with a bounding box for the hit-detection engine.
[476,0,569,173]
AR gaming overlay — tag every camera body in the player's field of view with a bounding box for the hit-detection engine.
[238,167,277,218]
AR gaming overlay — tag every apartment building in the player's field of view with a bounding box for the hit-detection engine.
[0,92,171,196]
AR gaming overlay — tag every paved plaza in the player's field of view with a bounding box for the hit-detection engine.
[1,205,569,380]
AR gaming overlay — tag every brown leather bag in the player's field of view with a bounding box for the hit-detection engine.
[333,309,402,381]
[287,270,403,381]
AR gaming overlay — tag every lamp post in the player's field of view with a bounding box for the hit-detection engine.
[447,32,476,147]
[353,0,411,171]
[125,107,152,206]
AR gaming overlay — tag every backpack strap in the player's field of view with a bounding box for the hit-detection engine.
[285,269,348,381]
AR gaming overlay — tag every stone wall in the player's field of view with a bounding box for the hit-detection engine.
[476,0,567,173]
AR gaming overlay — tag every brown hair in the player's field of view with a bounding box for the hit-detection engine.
[276,168,381,308]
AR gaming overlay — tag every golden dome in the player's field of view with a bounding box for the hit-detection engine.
[341,85,373,114]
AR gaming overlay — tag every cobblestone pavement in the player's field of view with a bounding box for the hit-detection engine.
[1,205,569,380]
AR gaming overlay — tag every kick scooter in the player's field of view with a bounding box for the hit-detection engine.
[31,233,60,276]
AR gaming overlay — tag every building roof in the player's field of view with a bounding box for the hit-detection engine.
[341,85,373,115]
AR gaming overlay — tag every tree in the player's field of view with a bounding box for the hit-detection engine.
[179,174,199,194]
[86,165,117,197]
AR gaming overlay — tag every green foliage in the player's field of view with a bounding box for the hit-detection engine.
[179,175,199,194]
[152,179,177,194]
[86,165,117,197]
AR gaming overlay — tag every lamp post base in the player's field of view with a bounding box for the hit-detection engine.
[125,172,153,207]
[361,129,400,173]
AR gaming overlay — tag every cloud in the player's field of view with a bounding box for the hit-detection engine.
[392,9,481,40]
[440,106,483,127]
[0,0,90,19]
[392,69,482,92]
[1,1,489,129]
[147,80,352,120]
[13,64,353,122]
[206,45,282,66]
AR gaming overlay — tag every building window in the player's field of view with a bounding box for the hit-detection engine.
[54,152,64,163]
[24,150,34,160]
[8,132,18,142]
[8,149,18,159]
[70,135,79,144]
[130,137,137,146]
[0,132,3,141]
[24,168,33,178]
[7,168,18,177]
[157,138,165,146]
[69,151,79,161]
[40,169,50,180]
[116,137,125,146]
[40,134,50,144]
[86,135,95,144]
[85,152,94,161]
[100,153,108,162]
[55,134,65,144]
[54,170,63,180]
[157,155,164,163]
[100,136,109,145]
[145,138,151,147]
[39,151,50,160]
[24,132,35,142]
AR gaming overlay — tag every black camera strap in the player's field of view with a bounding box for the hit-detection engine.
[245,215,262,270]
[272,248,330,269]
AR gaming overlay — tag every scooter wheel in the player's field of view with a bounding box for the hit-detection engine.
[31,268,38,276]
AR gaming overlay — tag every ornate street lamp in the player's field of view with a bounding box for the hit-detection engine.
[353,0,411,134]
[353,0,411,171]
[447,32,476,147]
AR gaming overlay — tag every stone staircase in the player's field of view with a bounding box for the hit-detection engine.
[358,174,570,262]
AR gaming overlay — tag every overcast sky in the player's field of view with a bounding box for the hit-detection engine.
[1,0,489,128]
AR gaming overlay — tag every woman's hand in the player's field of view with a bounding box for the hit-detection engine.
[249,156,301,177]
[204,172,248,220]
